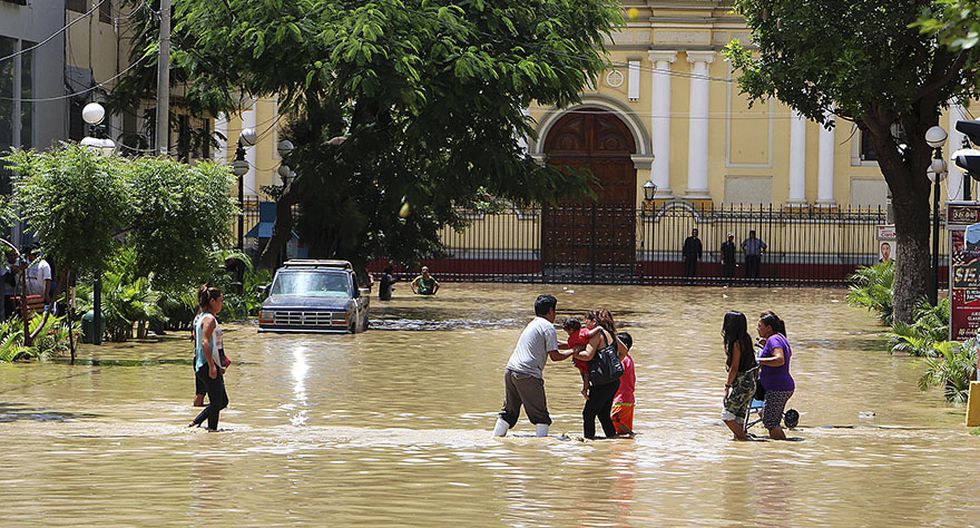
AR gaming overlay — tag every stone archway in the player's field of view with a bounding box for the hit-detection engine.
[541,108,638,279]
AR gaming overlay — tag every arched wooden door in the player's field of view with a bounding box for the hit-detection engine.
[542,109,637,279]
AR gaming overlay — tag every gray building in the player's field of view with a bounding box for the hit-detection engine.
[0,0,67,157]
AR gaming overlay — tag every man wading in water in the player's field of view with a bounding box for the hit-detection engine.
[493,294,572,437]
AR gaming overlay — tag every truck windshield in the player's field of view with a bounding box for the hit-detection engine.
[270,271,350,297]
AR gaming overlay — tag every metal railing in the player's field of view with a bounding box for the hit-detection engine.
[245,199,949,287]
[424,203,947,286]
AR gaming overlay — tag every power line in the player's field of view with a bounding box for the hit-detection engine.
[0,0,110,64]
[0,54,149,102]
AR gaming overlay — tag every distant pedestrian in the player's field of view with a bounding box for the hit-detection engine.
[189,285,230,431]
[682,228,703,279]
[493,294,571,438]
[720,233,737,280]
[411,266,440,295]
[741,230,767,280]
[1,250,18,320]
[23,246,52,306]
[377,266,397,301]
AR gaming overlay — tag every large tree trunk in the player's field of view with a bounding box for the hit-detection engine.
[865,114,936,324]
[891,190,932,323]
[258,184,300,269]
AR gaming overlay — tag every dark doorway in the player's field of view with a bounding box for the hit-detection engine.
[542,109,637,281]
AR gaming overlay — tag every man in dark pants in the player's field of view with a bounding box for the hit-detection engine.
[682,228,703,280]
[741,230,767,280]
[721,233,737,281]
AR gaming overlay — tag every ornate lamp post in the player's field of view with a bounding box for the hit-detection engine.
[926,125,948,306]
[232,128,256,251]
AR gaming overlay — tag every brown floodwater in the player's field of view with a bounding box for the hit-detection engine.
[1,284,978,527]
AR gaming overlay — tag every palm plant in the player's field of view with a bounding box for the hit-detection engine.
[886,299,950,356]
[0,314,76,362]
[847,262,896,325]
[919,340,978,403]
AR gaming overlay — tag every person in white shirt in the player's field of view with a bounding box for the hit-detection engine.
[23,246,52,304]
[493,294,574,438]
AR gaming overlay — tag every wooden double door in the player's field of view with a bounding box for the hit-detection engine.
[542,109,637,277]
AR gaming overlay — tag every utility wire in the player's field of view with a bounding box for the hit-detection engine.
[0,54,150,102]
[0,0,110,64]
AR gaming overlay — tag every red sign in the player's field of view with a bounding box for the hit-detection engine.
[950,220,980,340]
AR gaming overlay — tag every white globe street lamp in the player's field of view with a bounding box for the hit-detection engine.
[81,102,106,126]
[925,125,948,306]
[277,139,294,158]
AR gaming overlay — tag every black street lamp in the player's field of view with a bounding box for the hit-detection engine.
[642,180,657,201]
[926,125,948,306]
[231,128,256,251]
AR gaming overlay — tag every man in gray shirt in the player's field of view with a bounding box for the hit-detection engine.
[493,294,571,437]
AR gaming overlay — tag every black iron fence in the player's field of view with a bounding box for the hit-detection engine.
[422,203,948,286]
[243,199,949,287]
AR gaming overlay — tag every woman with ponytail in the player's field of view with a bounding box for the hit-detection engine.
[189,285,229,431]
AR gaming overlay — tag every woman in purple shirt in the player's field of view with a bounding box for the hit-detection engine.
[756,311,794,440]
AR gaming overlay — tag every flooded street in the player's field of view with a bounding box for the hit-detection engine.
[1,284,978,527]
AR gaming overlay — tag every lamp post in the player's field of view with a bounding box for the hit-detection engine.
[926,125,948,306]
[232,128,256,251]
[643,180,657,202]
[81,102,115,346]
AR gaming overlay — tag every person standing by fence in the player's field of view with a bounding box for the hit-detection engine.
[720,233,737,281]
[682,228,703,280]
[741,230,767,280]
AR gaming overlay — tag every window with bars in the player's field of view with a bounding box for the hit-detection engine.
[67,0,86,13]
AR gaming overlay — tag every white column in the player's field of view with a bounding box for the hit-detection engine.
[685,51,714,199]
[949,101,967,201]
[817,110,836,205]
[649,51,677,197]
[243,102,257,197]
[787,110,807,204]
[214,112,228,163]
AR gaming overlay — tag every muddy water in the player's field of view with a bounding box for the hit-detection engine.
[1,284,978,527]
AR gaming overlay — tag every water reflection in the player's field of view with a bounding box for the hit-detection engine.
[290,347,309,427]
[0,284,978,526]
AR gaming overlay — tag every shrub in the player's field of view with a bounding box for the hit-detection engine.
[919,339,978,404]
[887,298,949,357]
[846,261,896,325]
[0,314,76,362]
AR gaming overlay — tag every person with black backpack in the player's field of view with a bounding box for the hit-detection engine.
[571,309,629,439]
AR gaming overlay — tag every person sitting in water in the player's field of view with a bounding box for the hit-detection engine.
[377,266,397,301]
[411,266,440,295]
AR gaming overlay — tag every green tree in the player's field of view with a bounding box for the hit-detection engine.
[126,158,237,290]
[7,145,131,287]
[725,1,980,323]
[115,0,620,273]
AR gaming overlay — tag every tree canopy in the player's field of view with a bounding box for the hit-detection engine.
[115,0,621,269]
[5,146,236,289]
[725,0,980,323]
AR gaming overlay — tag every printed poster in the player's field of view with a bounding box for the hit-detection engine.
[948,202,980,340]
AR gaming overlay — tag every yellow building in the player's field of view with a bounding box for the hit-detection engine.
[524,2,972,211]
